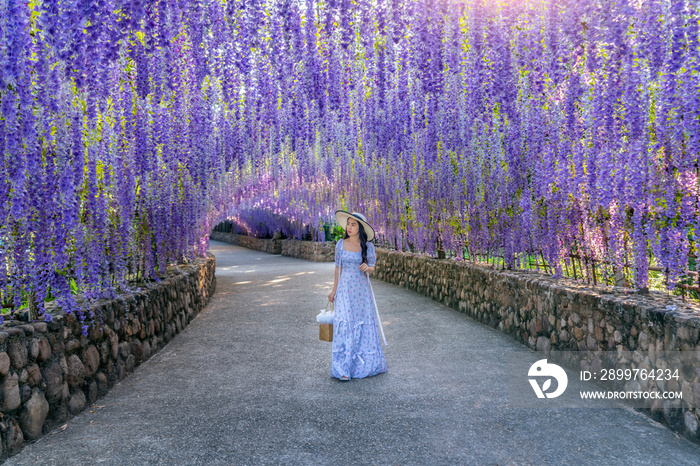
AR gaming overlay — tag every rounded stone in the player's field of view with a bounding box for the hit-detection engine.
[27,364,41,387]
[110,332,119,360]
[131,340,144,363]
[5,419,24,456]
[142,341,151,360]
[614,330,622,344]
[2,373,21,411]
[59,355,68,374]
[96,371,109,397]
[37,337,52,362]
[116,359,126,381]
[32,322,47,333]
[52,402,68,424]
[118,342,130,359]
[105,360,117,384]
[559,330,569,342]
[82,346,100,378]
[48,334,64,353]
[0,352,10,376]
[29,339,40,359]
[125,354,135,373]
[587,335,598,350]
[99,340,110,364]
[65,339,80,353]
[19,389,48,440]
[89,325,103,340]
[68,390,86,415]
[87,380,98,404]
[66,354,85,388]
[41,361,64,403]
[8,340,28,370]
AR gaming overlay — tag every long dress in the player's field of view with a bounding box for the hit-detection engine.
[331,238,388,380]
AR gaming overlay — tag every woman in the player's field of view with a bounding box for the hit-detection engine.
[327,210,388,381]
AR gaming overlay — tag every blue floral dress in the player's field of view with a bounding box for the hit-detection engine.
[331,239,388,380]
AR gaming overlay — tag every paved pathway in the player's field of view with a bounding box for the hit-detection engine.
[8,240,700,465]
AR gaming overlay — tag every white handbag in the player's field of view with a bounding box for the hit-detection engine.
[316,301,335,324]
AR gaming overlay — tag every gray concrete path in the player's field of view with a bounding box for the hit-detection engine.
[7,240,700,465]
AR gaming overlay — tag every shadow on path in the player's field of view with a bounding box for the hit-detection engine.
[8,240,700,465]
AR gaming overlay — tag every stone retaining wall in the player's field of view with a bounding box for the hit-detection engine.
[0,253,216,460]
[214,232,700,444]
[210,231,334,262]
[211,231,282,255]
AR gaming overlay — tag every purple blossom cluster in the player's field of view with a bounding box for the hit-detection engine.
[0,0,232,325]
[1,0,700,329]
[225,0,700,293]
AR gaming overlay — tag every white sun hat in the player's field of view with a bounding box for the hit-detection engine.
[335,210,376,242]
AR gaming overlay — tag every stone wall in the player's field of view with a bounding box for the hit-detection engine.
[211,231,334,262]
[211,231,282,255]
[280,238,335,262]
[0,253,216,460]
[214,232,700,444]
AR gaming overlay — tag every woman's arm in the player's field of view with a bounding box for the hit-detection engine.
[359,264,375,274]
[329,265,341,301]
[329,241,343,301]
[360,242,377,274]
[334,265,341,287]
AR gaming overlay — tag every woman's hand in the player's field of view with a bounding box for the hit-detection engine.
[328,289,336,302]
[359,263,375,273]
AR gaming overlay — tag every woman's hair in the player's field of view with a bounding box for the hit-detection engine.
[343,219,368,264]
